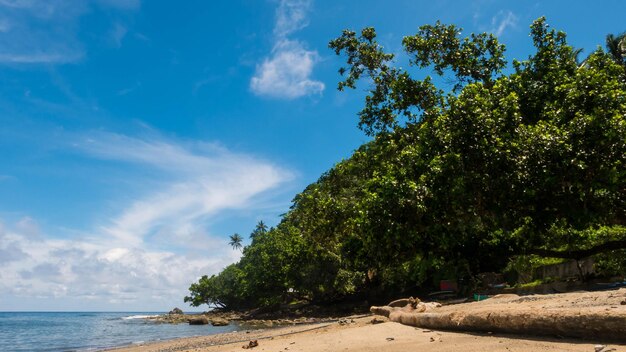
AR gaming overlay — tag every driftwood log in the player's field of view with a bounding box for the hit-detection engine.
[371,290,626,340]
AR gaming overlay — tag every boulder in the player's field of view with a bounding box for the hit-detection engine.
[210,317,230,326]
[169,307,184,315]
[188,316,209,325]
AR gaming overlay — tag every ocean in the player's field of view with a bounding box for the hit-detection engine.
[0,312,239,352]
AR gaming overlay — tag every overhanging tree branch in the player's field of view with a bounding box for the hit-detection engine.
[530,240,626,260]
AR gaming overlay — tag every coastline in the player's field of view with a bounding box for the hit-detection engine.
[109,315,625,352]
[107,318,341,352]
[0,311,240,352]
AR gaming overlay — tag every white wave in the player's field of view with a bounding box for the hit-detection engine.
[121,314,158,320]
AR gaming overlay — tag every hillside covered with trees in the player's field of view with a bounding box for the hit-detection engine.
[185,18,626,310]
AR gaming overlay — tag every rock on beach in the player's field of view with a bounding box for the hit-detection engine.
[188,317,209,325]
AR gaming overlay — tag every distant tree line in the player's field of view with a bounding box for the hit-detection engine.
[185,18,626,310]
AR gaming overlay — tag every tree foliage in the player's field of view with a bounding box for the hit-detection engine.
[228,233,243,251]
[606,32,626,66]
[186,18,626,310]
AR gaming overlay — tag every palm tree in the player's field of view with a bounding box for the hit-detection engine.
[606,32,626,66]
[570,47,585,68]
[256,220,268,234]
[229,233,243,251]
[250,220,268,240]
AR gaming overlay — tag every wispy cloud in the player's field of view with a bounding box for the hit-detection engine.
[72,132,291,247]
[0,1,86,64]
[0,52,83,64]
[0,0,138,65]
[0,0,85,18]
[96,0,141,10]
[110,22,128,48]
[0,131,293,309]
[274,0,310,38]
[0,18,10,32]
[490,10,518,37]
[117,81,141,96]
[134,32,150,42]
[250,0,324,99]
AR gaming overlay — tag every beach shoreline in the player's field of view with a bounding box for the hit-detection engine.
[109,314,625,352]
[110,289,626,352]
[106,318,344,352]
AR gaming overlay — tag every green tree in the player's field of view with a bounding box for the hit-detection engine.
[328,21,506,135]
[186,18,626,309]
[328,17,626,277]
[249,220,268,240]
[229,233,243,251]
[606,32,626,66]
[239,225,305,306]
[184,264,247,310]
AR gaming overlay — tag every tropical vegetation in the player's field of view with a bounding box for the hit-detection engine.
[184,18,626,310]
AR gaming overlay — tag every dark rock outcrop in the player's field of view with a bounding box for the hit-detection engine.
[169,307,184,315]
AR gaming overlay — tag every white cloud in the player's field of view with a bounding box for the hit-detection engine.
[0,0,41,8]
[491,10,518,37]
[0,1,84,63]
[15,216,40,239]
[274,0,310,38]
[250,0,324,99]
[72,132,291,247]
[96,0,141,10]
[0,52,83,64]
[0,18,10,32]
[0,132,292,310]
[0,242,28,264]
[110,22,128,48]
[251,39,324,99]
[0,0,138,64]
[0,217,236,308]
[117,81,141,95]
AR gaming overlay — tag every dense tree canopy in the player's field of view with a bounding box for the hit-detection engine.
[185,18,626,310]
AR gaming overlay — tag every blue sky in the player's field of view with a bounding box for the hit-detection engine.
[0,0,625,311]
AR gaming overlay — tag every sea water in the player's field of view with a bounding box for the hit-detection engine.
[0,312,238,352]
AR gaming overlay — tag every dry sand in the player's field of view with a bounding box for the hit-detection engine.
[111,289,626,352]
[112,315,625,352]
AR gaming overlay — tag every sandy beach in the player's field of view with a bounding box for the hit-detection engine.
[112,289,626,352]
[112,314,626,352]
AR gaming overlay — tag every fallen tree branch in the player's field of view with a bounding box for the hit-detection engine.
[529,240,626,260]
